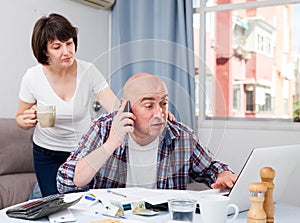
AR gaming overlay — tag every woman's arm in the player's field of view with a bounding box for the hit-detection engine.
[96,87,119,112]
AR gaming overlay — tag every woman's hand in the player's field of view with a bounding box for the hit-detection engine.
[168,111,176,122]
[16,103,38,130]
[23,105,37,128]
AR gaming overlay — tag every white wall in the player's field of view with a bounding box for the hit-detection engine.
[0,0,110,118]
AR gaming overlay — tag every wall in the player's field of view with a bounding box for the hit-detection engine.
[0,0,110,118]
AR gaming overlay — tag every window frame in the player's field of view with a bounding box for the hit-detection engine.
[194,0,300,131]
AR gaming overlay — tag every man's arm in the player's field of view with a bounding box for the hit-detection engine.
[56,151,90,193]
[191,159,235,188]
[73,142,117,188]
[56,120,107,193]
[74,101,135,187]
[57,101,135,193]
[189,138,237,189]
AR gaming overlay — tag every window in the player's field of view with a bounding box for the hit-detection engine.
[233,84,241,111]
[264,93,272,111]
[193,0,299,126]
[246,90,254,113]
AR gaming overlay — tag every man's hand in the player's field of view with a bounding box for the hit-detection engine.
[106,100,136,149]
[211,171,238,189]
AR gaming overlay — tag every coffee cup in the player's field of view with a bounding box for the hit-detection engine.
[168,198,196,223]
[198,194,239,223]
[37,105,56,128]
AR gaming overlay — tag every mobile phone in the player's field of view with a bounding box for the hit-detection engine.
[123,101,132,113]
[123,101,133,126]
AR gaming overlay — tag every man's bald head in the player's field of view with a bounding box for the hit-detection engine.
[123,73,168,104]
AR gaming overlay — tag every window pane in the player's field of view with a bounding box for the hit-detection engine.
[194,3,299,120]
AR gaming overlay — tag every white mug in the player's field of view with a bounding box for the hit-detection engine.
[198,194,239,223]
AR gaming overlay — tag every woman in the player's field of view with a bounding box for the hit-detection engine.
[16,13,118,196]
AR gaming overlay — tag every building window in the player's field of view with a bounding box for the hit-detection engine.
[193,0,298,122]
[233,85,241,111]
[246,90,254,112]
[264,93,272,111]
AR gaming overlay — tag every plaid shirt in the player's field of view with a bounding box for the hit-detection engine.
[57,112,232,193]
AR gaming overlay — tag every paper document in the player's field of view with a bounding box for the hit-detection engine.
[90,187,198,205]
[48,209,76,223]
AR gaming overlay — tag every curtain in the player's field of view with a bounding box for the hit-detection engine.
[110,0,195,129]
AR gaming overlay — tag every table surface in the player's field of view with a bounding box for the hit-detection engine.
[1,188,300,223]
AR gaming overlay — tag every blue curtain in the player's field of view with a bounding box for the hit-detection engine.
[110,0,195,129]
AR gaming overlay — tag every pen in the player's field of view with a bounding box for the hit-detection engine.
[102,213,127,219]
[107,189,127,198]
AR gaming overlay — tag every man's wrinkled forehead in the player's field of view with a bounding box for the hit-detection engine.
[131,90,168,105]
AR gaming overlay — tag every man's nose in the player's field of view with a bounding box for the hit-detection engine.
[153,105,164,118]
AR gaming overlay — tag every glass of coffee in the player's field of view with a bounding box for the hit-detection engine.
[37,105,56,128]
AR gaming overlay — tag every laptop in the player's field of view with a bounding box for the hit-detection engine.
[201,144,300,214]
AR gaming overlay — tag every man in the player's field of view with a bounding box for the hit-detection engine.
[57,73,237,193]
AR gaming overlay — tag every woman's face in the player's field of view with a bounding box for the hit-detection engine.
[46,38,75,68]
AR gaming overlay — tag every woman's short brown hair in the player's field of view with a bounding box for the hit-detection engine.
[31,13,78,65]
